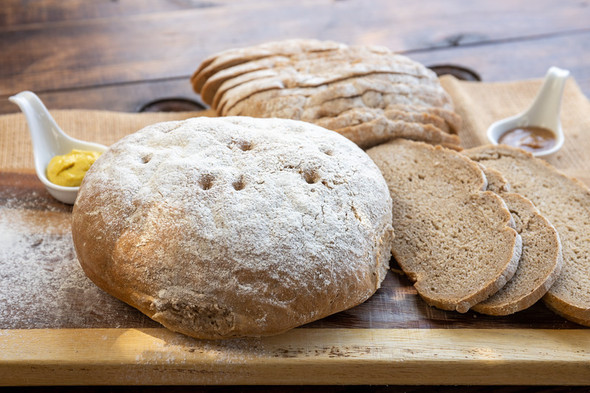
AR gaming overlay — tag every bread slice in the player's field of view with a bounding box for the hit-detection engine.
[464,145,590,325]
[472,167,563,315]
[302,77,452,112]
[388,104,462,134]
[313,107,446,132]
[367,139,522,312]
[334,115,460,150]
[207,67,280,107]
[191,39,344,92]
[300,87,452,121]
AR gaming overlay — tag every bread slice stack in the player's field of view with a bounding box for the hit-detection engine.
[465,145,590,325]
[191,39,461,150]
[472,167,563,315]
[368,139,568,317]
[367,139,522,313]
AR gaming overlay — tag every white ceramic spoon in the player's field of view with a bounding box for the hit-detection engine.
[9,91,108,204]
[487,66,570,157]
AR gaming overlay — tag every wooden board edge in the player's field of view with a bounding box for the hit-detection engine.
[1,327,590,386]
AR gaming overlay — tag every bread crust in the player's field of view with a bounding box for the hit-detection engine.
[72,117,393,339]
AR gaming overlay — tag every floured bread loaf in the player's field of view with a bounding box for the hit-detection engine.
[464,145,590,326]
[191,39,461,150]
[472,167,563,316]
[72,117,394,339]
[367,139,521,312]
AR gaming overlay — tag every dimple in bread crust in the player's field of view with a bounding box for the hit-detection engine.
[72,116,394,339]
[367,139,522,313]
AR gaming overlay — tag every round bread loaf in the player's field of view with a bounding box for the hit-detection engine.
[72,116,393,339]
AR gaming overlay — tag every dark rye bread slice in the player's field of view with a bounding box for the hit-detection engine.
[472,167,563,315]
[464,145,590,325]
[367,139,522,312]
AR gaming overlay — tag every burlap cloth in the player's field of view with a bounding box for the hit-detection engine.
[1,75,589,185]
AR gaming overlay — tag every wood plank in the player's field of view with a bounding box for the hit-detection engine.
[0,78,202,114]
[410,32,590,99]
[2,33,589,115]
[5,387,587,393]
[2,328,590,386]
[1,386,587,393]
[0,0,218,27]
[2,0,590,95]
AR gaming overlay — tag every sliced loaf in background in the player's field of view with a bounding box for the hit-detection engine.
[191,39,462,150]
[465,145,590,325]
[367,139,522,313]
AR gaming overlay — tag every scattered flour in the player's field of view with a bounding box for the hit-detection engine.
[0,190,159,329]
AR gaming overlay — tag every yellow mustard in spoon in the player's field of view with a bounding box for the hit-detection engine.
[9,91,108,204]
[46,149,102,187]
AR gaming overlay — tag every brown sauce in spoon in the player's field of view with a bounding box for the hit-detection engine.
[498,126,557,153]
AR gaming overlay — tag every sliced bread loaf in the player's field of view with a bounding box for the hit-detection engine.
[192,39,461,150]
[465,145,590,325]
[472,167,563,315]
[367,139,522,313]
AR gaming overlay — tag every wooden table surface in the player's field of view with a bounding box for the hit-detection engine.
[2,1,590,391]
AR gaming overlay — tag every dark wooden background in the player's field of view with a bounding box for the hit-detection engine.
[1,0,590,114]
[2,0,590,391]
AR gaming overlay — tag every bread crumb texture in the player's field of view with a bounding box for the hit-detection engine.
[472,168,563,316]
[465,145,590,325]
[72,116,393,339]
[367,139,521,313]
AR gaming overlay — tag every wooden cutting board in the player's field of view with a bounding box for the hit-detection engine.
[2,76,590,386]
[1,176,588,386]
